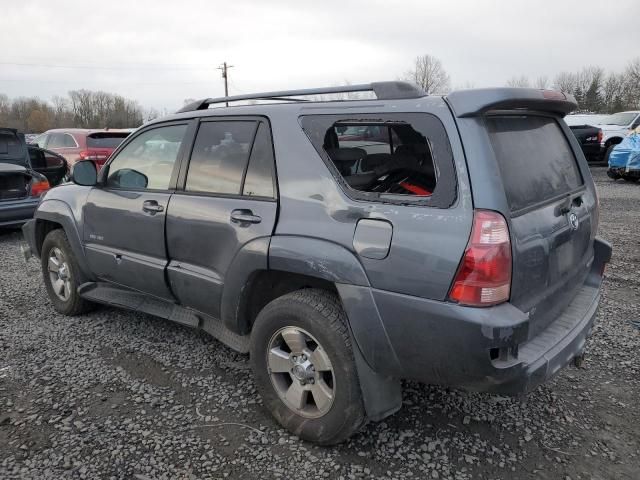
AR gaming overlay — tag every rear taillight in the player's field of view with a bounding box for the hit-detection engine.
[79,150,108,161]
[597,129,603,144]
[30,179,50,197]
[448,210,512,307]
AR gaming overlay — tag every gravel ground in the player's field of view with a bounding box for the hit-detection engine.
[1,167,638,480]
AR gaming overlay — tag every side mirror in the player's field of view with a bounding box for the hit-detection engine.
[71,160,97,186]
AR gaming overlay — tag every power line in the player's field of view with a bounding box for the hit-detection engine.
[0,78,214,86]
[0,61,212,71]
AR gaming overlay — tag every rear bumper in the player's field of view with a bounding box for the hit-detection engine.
[608,167,640,178]
[581,143,603,158]
[0,198,39,227]
[341,237,612,395]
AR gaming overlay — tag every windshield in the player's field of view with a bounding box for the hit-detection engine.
[599,112,638,126]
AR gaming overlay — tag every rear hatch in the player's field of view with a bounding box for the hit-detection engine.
[85,131,130,168]
[446,89,597,339]
[486,114,596,338]
[0,129,30,201]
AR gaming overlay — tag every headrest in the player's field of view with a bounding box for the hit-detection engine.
[325,147,366,162]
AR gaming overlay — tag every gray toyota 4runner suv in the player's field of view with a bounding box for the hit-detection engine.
[23,82,612,444]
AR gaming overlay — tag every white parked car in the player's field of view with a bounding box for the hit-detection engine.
[596,111,640,162]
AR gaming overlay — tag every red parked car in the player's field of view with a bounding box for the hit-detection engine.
[32,128,133,170]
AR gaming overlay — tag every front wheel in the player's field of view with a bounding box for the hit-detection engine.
[41,229,95,316]
[250,289,365,445]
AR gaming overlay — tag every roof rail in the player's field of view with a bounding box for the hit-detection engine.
[176,81,425,113]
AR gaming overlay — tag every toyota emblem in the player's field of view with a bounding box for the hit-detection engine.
[568,212,579,231]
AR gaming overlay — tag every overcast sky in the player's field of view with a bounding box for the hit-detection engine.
[2,0,638,112]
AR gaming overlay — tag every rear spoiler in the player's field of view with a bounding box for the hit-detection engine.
[446,88,577,118]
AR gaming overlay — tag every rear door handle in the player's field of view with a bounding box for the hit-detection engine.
[142,200,164,214]
[230,209,261,225]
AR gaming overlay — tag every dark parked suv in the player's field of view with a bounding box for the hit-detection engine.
[22,82,611,444]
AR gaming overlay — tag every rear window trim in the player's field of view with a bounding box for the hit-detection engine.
[483,111,585,216]
[299,112,458,208]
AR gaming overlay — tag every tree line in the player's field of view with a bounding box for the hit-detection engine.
[407,55,640,114]
[0,90,154,133]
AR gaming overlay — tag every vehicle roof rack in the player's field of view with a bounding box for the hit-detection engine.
[176,81,425,113]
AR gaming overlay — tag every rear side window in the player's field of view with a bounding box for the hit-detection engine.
[486,116,582,212]
[87,133,129,149]
[301,113,456,207]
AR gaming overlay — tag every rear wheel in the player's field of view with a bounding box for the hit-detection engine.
[250,289,365,445]
[41,229,94,316]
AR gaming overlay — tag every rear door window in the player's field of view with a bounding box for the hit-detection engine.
[185,121,257,195]
[486,116,582,212]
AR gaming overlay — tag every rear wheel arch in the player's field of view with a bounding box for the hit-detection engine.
[222,235,370,335]
[236,269,338,335]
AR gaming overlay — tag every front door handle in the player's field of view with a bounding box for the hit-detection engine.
[230,209,261,225]
[142,200,164,214]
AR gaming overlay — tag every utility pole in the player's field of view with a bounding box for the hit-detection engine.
[217,62,233,106]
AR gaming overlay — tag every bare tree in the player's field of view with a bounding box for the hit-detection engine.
[602,73,625,112]
[624,58,640,109]
[144,107,160,122]
[506,76,530,88]
[405,55,450,94]
[0,90,144,131]
[534,76,549,89]
[553,72,577,93]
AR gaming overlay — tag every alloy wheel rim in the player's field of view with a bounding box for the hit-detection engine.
[47,247,72,301]
[266,326,335,418]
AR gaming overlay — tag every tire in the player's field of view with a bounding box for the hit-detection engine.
[250,289,365,445]
[41,229,95,316]
[603,144,616,165]
[607,169,621,180]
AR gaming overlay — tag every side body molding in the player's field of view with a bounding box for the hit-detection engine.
[268,235,370,287]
